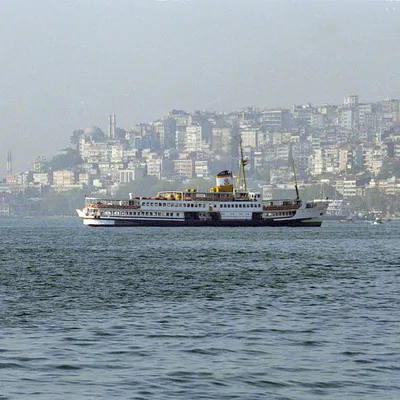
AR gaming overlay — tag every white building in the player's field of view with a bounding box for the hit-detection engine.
[194,160,209,178]
[32,173,52,186]
[147,158,163,179]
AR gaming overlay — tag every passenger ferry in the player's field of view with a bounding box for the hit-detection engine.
[77,152,328,227]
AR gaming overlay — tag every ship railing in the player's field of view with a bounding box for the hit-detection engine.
[263,204,301,211]
[86,202,140,210]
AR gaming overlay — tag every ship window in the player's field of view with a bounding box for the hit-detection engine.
[150,212,153,216]
[146,212,149,216]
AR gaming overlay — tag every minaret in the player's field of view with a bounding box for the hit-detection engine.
[108,114,112,138]
[6,150,12,175]
[108,113,116,139]
[112,113,116,139]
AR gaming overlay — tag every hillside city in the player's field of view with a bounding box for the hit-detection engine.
[1,94,400,217]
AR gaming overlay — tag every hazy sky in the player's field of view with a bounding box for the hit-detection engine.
[1,0,399,172]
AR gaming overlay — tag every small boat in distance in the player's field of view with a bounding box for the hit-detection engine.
[77,139,329,227]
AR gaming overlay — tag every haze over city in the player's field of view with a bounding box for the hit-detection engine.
[1,0,399,172]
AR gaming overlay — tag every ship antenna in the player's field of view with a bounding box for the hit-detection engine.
[235,135,248,192]
[292,158,300,200]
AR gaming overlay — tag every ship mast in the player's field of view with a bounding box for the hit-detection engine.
[236,135,248,192]
[292,158,300,200]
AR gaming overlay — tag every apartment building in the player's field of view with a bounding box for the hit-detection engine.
[32,173,52,186]
[52,170,76,188]
[173,159,194,178]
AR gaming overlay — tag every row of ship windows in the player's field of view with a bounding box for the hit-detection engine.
[141,202,206,208]
[105,211,181,217]
[140,202,261,209]
[220,204,261,208]
[265,211,296,217]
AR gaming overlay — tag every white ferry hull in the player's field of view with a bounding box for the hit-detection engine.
[79,218,323,228]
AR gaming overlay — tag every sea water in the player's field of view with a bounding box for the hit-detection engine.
[1,217,400,399]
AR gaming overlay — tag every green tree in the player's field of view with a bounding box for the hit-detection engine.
[70,129,84,147]
[300,184,339,201]
[39,188,86,216]
[48,148,83,171]
[376,157,400,180]
[39,192,69,216]
[364,188,385,211]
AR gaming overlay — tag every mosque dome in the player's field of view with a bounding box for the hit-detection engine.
[83,126,105,142]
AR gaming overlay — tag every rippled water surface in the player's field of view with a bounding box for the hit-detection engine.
[1,217,400,399]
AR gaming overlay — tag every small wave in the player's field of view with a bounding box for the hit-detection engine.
[56,364,82,370]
